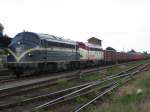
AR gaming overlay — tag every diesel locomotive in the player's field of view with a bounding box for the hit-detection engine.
[6,32,104,76]
[6,31,146,76]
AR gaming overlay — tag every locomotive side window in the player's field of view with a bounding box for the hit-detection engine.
[40,40,44,47]
[47,41,59,47]
[41,39,48,48]
[47,41,75,49]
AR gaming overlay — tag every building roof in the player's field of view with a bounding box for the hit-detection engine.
[88,37,102,46]
[88,37,102,41]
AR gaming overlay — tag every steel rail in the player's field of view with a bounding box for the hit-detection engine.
[32,81,116,111]
[0,81,94,109]
[0,63,146,111]
[0,63,129,98]
[73,64,148,112]
[32,64,145,111]
[0,75,76,99]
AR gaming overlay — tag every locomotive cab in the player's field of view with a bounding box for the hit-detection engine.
[7,32,41,76]
[7,32,40,63]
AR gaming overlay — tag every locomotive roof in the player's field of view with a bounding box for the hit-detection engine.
[15,32,76,45]
[36,33,76,45]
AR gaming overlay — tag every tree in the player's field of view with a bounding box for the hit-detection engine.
[0,23,4,32]
[128,49,136,53]
[106,47,116,52]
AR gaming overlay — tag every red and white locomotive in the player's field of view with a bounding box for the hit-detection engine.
[77,41,104,66]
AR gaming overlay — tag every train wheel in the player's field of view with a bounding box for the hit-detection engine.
[13,71,22,78]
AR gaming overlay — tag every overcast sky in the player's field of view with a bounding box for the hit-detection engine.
[0,0,150,52]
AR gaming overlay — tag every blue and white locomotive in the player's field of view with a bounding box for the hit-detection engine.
[7,32,80,76]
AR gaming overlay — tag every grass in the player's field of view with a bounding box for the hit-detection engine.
[84,104,139,112]
[34,109,53,112]
[56,78,68,87]
[74,96,89,103]
[84,93,144,112]
[81,65,130,81]
[118,93,144,104]
[139,77,150,88]
[14,95,30,101]
[81,73,101,81]
[83,104,138,112]
[80,60,149,82]
[106,66,123,75]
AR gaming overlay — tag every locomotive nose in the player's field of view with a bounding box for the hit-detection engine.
[7,43,28,65]
[9,41,24,56]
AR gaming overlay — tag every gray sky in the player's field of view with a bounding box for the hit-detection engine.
[0,0,150,52]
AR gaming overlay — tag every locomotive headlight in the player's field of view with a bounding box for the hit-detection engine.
[17,41,21,45]
[7,53,10,56]
[28,53,31,56]
[28,53,33,57]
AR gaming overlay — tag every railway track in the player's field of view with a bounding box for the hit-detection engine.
[0,69,14,83]
[73,65,148,112]
[32,64,147,112]
[0,63,123,98]
[0,63,148,112]
[0,61,141,99]
[0,69,11,77]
